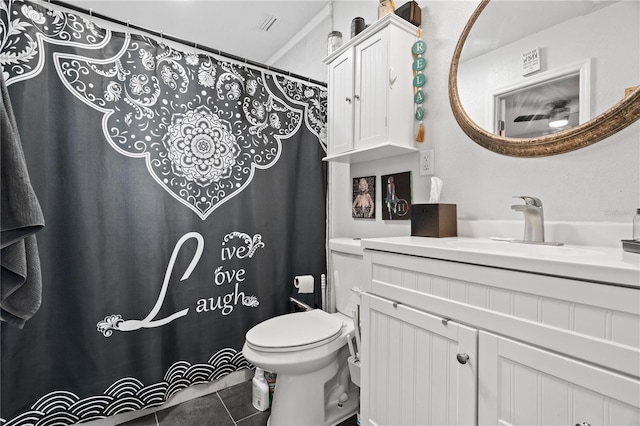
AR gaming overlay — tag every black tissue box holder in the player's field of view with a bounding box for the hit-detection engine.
[411,204,457,238]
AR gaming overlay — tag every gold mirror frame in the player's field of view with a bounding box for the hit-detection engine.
[449,0,640,157]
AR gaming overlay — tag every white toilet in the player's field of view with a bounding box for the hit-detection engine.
[242,238,363,426]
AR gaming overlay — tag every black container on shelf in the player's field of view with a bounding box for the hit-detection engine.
[395,1,422,26]
[351,17,365,38]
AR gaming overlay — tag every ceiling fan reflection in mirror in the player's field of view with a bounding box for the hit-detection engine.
[495,70,581,139]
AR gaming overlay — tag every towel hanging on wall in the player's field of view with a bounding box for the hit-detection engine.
[0,75,45,329]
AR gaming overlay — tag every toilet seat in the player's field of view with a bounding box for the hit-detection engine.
[245,310,345,353]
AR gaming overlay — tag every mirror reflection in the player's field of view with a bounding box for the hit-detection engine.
[496,72,581,138]
[457,0,639,139]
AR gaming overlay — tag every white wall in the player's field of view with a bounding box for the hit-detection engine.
[458,1,639,130]
[272,0,381,82]
[274,1,640,247]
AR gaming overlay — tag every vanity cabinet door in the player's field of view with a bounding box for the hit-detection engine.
[361,293,478,426]
[479,331,640,426]
[327,49,354,156]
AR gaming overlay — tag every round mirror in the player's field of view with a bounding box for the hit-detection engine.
[449,0,640,157]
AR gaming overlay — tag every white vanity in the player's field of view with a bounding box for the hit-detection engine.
[356,236,640,425]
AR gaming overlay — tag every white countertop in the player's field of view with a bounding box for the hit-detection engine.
[359,236,640,288]
[329,238,365,256]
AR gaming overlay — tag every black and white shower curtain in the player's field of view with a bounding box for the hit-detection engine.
[0,1,327,423]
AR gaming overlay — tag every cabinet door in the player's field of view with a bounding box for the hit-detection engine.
[361,293,478,426]
[479,331,640,426]
[353,30,389,150]
[327,49,354,155]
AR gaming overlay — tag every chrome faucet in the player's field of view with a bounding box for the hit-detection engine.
[510,196,564,246]
[511,196,545,242]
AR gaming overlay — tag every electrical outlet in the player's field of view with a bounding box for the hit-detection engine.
[419,149,434,176]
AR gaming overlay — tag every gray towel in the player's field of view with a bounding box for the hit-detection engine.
[1,74,45,328]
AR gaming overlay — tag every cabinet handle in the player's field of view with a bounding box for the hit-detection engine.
[442,318,451,325]
[345,97,352,103]
[389,67,397,86]
[575,423,591,426]
[354,94,360,101]
[456,353,470,365]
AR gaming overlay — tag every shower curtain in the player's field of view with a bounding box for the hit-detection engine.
[0,1,328,424]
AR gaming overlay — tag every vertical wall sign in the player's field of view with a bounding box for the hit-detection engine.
[412,27,426,142]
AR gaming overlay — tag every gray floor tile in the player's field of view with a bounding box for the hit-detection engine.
[235,411,270,426]
[217,380,266,422]
[118,413,157,426]
[156,393,234,426]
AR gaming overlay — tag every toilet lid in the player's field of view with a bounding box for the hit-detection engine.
[246,310,345,352]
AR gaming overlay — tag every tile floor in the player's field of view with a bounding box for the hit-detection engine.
[118,379,357,426]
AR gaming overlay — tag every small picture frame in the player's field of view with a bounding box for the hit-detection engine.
[381,171,412,220]
[352,176,376,219]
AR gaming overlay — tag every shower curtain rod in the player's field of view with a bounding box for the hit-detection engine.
[44,0,327,88]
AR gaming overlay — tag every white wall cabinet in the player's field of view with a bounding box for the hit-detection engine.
[360,248,640,426]
[324,14,419,163]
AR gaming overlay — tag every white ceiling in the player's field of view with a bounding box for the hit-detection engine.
[60,1,622,70]
[461,0,620,61]
[62,0,331,64]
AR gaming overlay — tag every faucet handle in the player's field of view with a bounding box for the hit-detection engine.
[513,196,543,207]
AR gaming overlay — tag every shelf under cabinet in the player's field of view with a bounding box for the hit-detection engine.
[323,142,419,163]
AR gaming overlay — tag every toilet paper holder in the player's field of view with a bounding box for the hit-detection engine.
[294,275,315,293]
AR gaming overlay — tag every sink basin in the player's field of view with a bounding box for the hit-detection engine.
[443,239,605,258]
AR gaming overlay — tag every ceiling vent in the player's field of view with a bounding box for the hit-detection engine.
[257,15,278,32]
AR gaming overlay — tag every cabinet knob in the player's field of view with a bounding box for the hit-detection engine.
[345,97,352,103]
[456,353,470,365]
[354,94,360,101]
[575,423,591,426]
[392,301,400,308]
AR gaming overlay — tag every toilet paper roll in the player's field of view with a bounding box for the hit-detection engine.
[294,275,314,293]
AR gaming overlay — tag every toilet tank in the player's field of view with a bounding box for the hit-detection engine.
[328,238,363,316]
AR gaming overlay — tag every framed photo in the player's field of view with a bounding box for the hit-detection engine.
[352,176,376,219]
[381,171,412,220]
